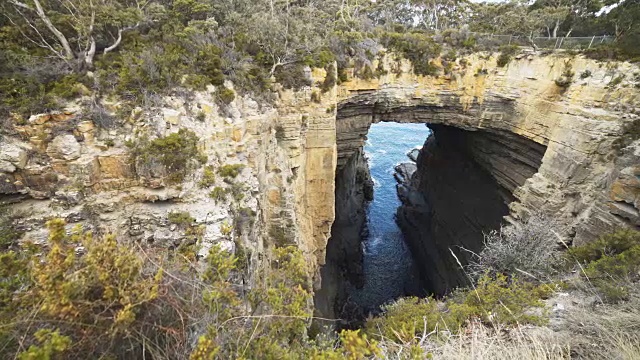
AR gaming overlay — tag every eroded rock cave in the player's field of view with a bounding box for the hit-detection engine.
[316,102,548,324]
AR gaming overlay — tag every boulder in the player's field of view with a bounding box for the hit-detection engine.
[47,134,81,160]
[0,141,28,172]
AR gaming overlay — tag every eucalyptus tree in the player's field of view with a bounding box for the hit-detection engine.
[1,0,157,70]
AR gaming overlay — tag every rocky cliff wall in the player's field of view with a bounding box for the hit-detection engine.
[325,51,640,304]
[396,125,547,294]
[335,51,640,244]
[0,70,337,291]
[2,50,639,320]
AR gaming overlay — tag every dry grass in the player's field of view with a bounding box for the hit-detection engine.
[565,285,640,360]
[375,322,570,359]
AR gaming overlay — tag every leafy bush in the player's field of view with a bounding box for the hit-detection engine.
[555,61,575,88]
[568,229,640,264]
[460,274,552,326]
[320,63,337,93]
[0,219,204,359]
[468,215,562,279]
[275,64,312,90]
[209,186,228,202]
[195,245,314,359]
[366,274,552,344]
[0,207,23,250]
[218,164,244,178]
[384,31,442,76]
[168,211,195,227]
[0,73,86,119]
[567,229,640,302]
[128,129,207,184]
[218,87,236,105]
[496,45,519,68]
[199,165,216,188]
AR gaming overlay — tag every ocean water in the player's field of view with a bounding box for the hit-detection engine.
[346,122,432,313]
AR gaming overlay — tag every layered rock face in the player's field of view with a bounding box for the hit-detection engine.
[397,125,547,294]
[2,51,639,322]
[0,71,338,290]
[315,147,372,320]
[323,52,640,307]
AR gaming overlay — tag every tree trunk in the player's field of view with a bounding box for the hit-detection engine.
[32,0,74,60]
[85,37,96,68]
[528,31,539,51]
[552,20,559,38]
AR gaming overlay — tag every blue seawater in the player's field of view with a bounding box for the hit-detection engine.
[346,122,432,313]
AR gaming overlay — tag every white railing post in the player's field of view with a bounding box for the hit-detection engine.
[588,35,595,49]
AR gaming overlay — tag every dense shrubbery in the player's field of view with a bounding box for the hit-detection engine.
[218,164,244,179]
[1,219,195,359]
[0,218,388,359]
[496,45,519,68]
[365,274,552,343]
[128,129,207,184]
[567,229,640,302]
[383,31,442,76]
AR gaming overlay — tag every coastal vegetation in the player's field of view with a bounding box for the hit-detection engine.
[1,0,638,126]
[1,211,639,358]
[0,0,639,359]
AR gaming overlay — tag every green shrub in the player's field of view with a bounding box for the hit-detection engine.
[0,73,86,119]
[0,207,23,251]
[580,70,592,79]
[218,87,235,105]
[320,64,337,93]
[234,241,249,272]
[168,211,195,227]
[229,182,246,202]
[555,61,575,88]
[337,66,349,84]
[567,229,640,302]
[218,164,244,178]
[496,45,518,68]
[384,31,442,76]
[199,165,216,188]
[129,129,207,184]
[275,64,312,90]
[209,186,228,202]
[460,274,552,326]
[196,111,207,122]
[310,91,321,103]
[358,65,375,80]
[365,297,441,343]
[194,44,225,87]
[0,219,195,359]
[567,230,640,264]
[365,274,551,344]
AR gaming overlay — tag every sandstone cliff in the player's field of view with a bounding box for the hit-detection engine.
[2,50,639,320]
[327,51,640,303]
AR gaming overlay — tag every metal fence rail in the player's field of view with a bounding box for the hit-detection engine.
[471,33,613,50]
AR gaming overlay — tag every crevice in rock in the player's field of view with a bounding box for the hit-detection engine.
[397,125,547,295]
[316,107,548,326]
